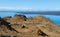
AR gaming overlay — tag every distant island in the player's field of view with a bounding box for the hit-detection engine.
[0,10,60,15]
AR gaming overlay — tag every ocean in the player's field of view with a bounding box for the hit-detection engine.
[0,11,60,25]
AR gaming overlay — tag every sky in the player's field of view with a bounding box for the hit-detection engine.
[0,0,60,25]
[0,0,60,11]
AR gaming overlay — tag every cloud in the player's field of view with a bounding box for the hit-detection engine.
[0,7,15,10]
[0,7,33,11]
[0,7,60,11]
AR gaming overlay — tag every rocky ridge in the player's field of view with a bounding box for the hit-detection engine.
[0,14,60,37]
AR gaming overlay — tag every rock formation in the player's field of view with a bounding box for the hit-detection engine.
[0,14,60,37]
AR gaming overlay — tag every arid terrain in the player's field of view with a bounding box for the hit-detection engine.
[0,14,60,37]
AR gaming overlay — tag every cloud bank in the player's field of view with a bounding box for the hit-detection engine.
[0,7,60,11]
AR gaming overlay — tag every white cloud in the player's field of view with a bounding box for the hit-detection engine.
[0,7,60,11]
[0,7,33,11]
[0,7,15,10]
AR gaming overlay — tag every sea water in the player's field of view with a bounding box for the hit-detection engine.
[0,11,60,25]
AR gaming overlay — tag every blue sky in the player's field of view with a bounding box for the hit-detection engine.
[0,0,60,25]
[0,0,60,11]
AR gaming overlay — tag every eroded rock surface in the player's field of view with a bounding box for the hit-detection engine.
[0,14,60,37]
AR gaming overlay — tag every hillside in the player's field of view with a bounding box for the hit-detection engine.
[0,14,60,37]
